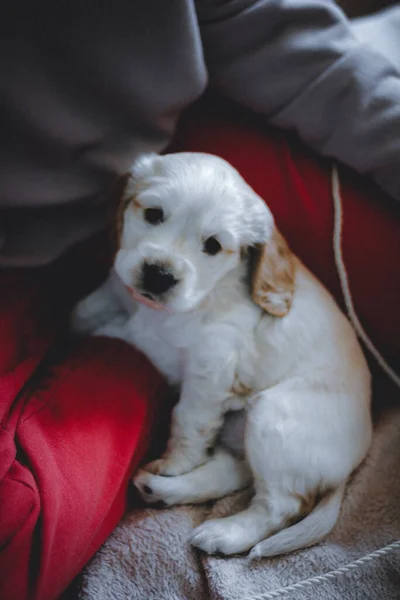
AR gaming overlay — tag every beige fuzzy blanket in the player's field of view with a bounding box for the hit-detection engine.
[79,384,400,600]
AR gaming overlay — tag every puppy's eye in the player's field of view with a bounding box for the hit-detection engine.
[203,236,222,256]
[144,207,164,225]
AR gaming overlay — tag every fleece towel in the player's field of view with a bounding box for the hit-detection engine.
[79,385,400,600]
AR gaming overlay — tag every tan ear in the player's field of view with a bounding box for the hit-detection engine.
[106,172,132,256]
[250,229,295,317]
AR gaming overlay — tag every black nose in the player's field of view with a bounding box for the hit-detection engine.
[141,263,178,296]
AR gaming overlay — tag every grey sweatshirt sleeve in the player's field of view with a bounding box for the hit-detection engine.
[197,0,400,201]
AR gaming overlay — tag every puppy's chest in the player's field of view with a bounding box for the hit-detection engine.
[127,307,203,385]
[128,303,268,395]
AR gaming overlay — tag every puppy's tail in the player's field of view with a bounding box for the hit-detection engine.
[249,483,346,560]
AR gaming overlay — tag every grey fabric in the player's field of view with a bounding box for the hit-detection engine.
[0,1,206,266]
[1,1,400,266]
[200,0,400,203]
[79,396,400,600]
[352,5,400,70]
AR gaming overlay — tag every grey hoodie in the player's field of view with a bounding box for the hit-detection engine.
[0,1,399,266]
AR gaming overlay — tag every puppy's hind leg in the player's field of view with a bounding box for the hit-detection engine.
[133,448,251,507]
[190,386,310,556]
[189,485,299,555]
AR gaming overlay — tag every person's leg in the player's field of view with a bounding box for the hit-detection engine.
[171,99,400,374]
[0,243,165,600]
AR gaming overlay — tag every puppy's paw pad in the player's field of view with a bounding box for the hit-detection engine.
[133,470,163,503]
[133,469,184,506]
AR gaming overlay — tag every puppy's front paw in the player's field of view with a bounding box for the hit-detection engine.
[70,298,100,334]
[71,277,129,336]
[71,295,118,335]
[142,453,204,477]
[71,298,130,341]
[133,469,187,506]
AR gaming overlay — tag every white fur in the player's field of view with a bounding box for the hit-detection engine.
[72,152,372,558]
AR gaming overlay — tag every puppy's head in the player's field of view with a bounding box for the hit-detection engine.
[111,152,295,315]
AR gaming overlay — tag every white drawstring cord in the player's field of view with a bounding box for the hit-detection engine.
[332,164,400,388]
[247,540,400,600]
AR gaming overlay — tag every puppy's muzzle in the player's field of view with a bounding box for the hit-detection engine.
[141,262,179,296]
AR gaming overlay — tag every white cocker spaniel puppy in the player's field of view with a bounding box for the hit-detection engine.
[72,152,372,559]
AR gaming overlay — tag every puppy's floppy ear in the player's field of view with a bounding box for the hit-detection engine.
[107,153,162,255]
[248,228,295,317]
[107,172,132,256]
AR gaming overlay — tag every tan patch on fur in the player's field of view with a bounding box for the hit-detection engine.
[284,492,316,528]
[251,228,295,317]
[108,173,132,257]
[295,491,317,519]
[288,488,327,527]
[230,374,253,397]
